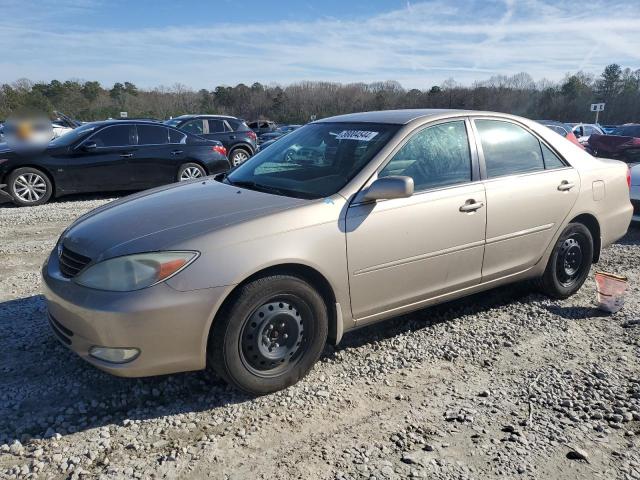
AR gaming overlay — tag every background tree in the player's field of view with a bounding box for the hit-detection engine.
[1,65,638,125]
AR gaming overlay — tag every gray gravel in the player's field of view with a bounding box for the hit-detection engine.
[1,195,639,479]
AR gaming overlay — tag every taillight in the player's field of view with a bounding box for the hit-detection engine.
[627,167,631,189]
[212,145,227,157]
[247,131,257,141]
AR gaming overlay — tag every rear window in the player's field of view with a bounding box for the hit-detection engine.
[137,125,168,145]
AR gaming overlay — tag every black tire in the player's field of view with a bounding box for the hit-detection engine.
[538,222,594,299]
[208,275,328,395]
[177,163,206,182]
[8,167,53,206]
[229,148,251,167]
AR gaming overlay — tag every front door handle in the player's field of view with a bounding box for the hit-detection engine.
[170,150,184,156]
[119,153,133,158]
[459,200,485,212]
[558,180,575,191]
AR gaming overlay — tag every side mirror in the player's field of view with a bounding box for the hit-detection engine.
[363,176,414,201]
[81,141,97,151]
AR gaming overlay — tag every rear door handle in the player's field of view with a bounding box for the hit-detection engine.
[229,135,236,140]
[170,150,184,155]
[459,200,484,212]
[119,153,133,158]
[558,180,575,191]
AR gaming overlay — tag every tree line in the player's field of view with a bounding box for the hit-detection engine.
[1,64,638,125]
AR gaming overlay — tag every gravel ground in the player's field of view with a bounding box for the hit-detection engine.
[1,195,639,480]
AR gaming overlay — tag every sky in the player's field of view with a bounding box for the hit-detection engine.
[0,0,639,90]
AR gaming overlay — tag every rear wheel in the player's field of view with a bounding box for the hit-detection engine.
[538,222,594,299]
[208,275,328,395]
[230,148,250,167]
[177,163,205,182]
[8,167,53,206]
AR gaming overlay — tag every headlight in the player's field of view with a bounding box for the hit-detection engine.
[74,251,198,292]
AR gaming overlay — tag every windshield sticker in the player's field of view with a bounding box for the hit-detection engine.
[335,130,379,141]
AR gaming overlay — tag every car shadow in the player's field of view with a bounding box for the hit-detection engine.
[0,284,536,445]
[333,282,536,353]
[541,304,608,320]
[0,295,253,445]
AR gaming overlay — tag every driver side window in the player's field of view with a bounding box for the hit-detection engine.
[379,121,472,192]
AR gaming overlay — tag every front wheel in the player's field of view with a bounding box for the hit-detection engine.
[208,275,328,395]
[538,223,594,299]
[8,167,53,206]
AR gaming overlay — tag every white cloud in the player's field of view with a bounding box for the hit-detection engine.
[0,0,638,89]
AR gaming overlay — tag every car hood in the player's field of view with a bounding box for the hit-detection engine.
[61,179,307,261]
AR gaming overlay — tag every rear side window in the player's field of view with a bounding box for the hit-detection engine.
[90,125,133,147]
[208,119,226,133]
[169,129,186,144]
[227,119,247,131]
[181,119,204,134]
[137,125,168,145]
[475,120,544,178]
[540,143,566,169]
[379,121,471,191]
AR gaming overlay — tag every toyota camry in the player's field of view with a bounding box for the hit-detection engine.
[43,109,632,394]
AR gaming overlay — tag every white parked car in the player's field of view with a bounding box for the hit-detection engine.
[571,123,605,145]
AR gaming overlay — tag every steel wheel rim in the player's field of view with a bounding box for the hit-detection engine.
[180,166,203,181]
[556,235,585,287]
[240,298,308,378]
[13,173,47,202]
[232,151,249,166]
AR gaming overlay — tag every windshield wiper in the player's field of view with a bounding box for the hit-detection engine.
[227,179,288,196]
[227,179,312,199]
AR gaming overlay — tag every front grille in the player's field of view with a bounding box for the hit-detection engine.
[632,199,640,216]
[59,246,91,278]
[48,312,73,346]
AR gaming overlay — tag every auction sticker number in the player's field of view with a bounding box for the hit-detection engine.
[336,130,379,141]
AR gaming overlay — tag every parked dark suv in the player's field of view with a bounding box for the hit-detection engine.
[247,120,277,136]
[166,115,258,166]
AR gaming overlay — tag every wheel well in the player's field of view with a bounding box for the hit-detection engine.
[7,165,56,195]
[230,145,252,156]
[180,160,207,175]
[569,213,601,262]
[210,263,339,346]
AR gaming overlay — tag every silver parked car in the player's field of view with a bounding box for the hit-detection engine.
[43,109,633,394]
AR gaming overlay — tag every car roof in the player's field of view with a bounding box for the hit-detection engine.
[315,109,484,125]
[93,119,174,127]
[168,114,239,120]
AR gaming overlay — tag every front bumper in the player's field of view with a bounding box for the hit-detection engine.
[42,249,229,377]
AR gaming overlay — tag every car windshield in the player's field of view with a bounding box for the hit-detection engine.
[611,125,640,137]
[225,122,400,199]
[49,122,99,147]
